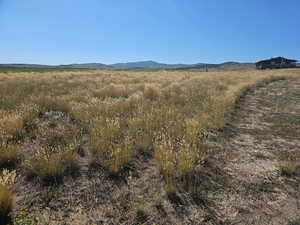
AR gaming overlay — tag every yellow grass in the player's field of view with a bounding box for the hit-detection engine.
[0,184,13,216]
[0,112,24,138]
[0,170,17,221]
[0,142,21,168]
[0,69,299,187]
[26,143,79,183]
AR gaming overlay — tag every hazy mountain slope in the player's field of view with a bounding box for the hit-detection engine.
[0,64,54,68]
[58,63,112,69]
[174,62,255,70]
[0,61,256,70]
[110,60,196,69]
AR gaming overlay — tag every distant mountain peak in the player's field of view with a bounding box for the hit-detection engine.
[137,60,159,64]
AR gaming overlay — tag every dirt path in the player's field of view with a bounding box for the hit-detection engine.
[209,78,300,225]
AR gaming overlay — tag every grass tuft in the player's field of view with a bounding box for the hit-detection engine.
[0,184,14,224]
[0,143,21,169]
[0,170,17,224]
[26,143,79,184]
[0,113,24,139]
[90,118,134,174]
[135,204,149,223]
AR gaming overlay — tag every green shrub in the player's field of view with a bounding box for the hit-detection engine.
[280,165,296,177]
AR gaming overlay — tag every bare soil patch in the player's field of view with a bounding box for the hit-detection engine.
[208,78,300,225]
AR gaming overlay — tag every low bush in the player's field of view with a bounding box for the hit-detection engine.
[280,164,296,177]
[290,218,300,225]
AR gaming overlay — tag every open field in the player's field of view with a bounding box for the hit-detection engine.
[0,69,299,224]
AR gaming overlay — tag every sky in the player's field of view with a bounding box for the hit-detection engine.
[0,0,299,65]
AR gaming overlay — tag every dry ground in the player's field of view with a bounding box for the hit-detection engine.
[0,69,299,225]
[205,78,300,225]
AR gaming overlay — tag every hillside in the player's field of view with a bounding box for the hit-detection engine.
[58,63,113,69]
[174,62,255,70]
[0,61,256,70]
[110,61,203,70]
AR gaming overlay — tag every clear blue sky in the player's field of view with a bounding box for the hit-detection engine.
[0,0,299,65]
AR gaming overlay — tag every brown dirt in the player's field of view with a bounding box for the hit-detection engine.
[207,78,300,225]
[12,78,300,225]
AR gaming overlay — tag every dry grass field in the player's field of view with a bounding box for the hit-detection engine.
[0,69,300,224]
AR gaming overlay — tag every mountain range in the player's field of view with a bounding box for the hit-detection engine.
[0,60,257,70]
